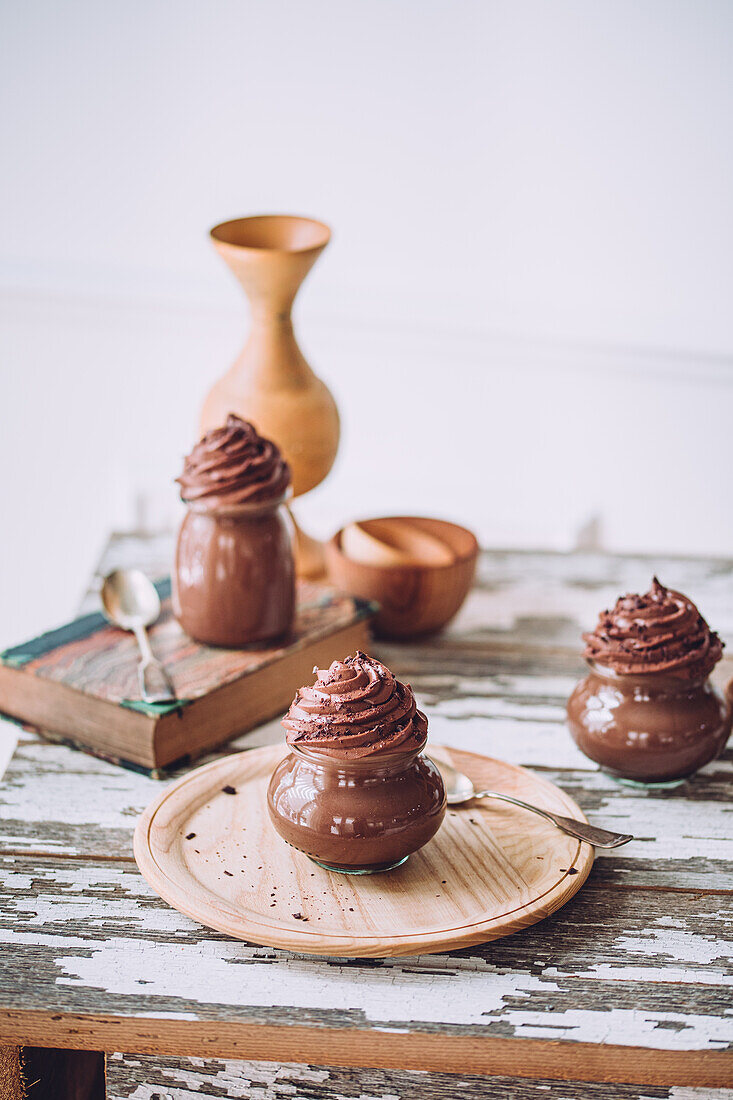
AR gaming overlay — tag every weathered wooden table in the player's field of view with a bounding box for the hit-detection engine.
[2,537,732,1098]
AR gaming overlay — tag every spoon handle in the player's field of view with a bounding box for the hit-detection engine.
[472,790,633,849]
[132,625,177,704]
[138,659,177,705]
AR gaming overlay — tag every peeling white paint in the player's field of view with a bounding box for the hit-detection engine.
[49,937,558,1027]
[614,925,733,967]
[424,713,592,769]
[665,1091,733,1099]
[503,1006,733,1049]
[582,963,730,986]
[109,1057,333,1100]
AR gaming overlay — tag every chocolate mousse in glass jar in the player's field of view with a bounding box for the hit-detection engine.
[173,415,295,648]
[267,652,446,873]
[567,578,731,787]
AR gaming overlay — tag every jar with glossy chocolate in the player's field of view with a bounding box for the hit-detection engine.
[267,738,446,873]
[173,495,295,648]
[567,660,732,787]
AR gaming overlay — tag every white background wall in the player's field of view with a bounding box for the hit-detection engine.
[1,0,733,646]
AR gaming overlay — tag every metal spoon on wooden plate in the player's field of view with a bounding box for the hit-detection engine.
[435,759,633,848]
[101,569,176,704]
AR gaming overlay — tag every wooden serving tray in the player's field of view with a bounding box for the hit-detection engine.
[134,744,594,957]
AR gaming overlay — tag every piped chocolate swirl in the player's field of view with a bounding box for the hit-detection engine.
[177,415,290,508]
[283,652,428,758]
[583,577,723,678]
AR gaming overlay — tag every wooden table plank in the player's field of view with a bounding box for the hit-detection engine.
[463,549,733,650]
[2,853,731,1051]
[104,1051,733,1100]
[1,1011,728,1089]
[3,730,732,893]
[80,537,733,651]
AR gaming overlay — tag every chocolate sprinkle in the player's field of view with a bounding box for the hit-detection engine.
[222,785,237,795]
[583,577,722,677]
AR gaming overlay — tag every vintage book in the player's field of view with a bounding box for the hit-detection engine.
[0,578,374,774]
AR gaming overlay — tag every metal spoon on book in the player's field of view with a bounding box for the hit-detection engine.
[101,570,177,704]
[435,759,633,849]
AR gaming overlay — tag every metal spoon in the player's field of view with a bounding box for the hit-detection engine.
[101,569,176,704]
[435,758,633,849]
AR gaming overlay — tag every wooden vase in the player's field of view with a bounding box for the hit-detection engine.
[202,215,340,577]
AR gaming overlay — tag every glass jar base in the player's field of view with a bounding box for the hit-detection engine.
[308,855,409,875]
[603,771,688,791]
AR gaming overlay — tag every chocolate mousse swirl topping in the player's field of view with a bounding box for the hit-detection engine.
[583,577,723,677]
[283,652,428,758]
[177,415,290,508]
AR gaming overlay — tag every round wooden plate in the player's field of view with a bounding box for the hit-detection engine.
[134,744,594,957]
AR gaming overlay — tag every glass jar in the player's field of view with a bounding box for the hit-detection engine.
[173,495,295,648]
[567,660,732,787]
[267,738,446,873]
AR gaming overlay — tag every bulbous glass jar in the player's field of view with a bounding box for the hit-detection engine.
[567,659,732,786]
[173,494,295,648]
[267,737,446,873]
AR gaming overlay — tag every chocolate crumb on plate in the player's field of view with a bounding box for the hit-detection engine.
[292,912,309,921]
[185,832,196,840]
[222,785,237,795]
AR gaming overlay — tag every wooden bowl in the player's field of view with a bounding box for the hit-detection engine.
[325,517,479,639]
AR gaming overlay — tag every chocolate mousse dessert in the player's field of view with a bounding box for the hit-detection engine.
[173,415,295,648]
[567,578,731,785]
[267,652,446,872]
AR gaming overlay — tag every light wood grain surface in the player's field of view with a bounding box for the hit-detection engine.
[133,743,593,957]
[1,537,733,1093]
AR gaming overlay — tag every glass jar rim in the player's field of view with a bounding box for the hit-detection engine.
[585,656,713,685]
[287,733,428,769]
[182,488,292,517]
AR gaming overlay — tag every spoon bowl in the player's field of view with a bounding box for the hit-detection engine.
[101,569,162,629]
[101,569,175,704]
[439,759,479,805]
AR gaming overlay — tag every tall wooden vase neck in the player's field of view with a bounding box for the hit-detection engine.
[223,246,321,318]
[209,234,326,391]
[241,311,315,390]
